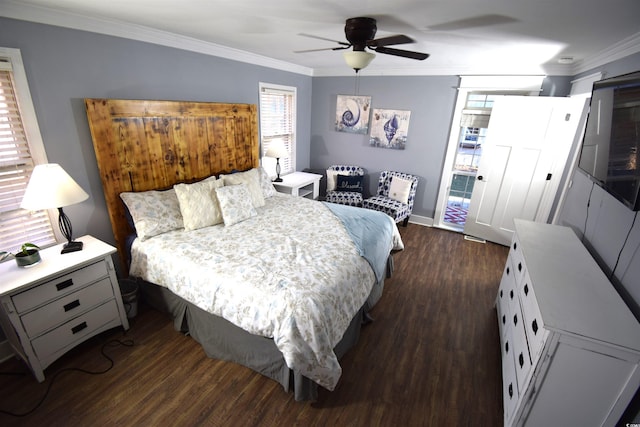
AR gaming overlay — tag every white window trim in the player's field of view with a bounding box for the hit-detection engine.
[0,47,62,245]
[259,82,296,177]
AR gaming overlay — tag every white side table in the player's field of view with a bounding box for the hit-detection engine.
[272,171,323,200]
[0,235,129,382]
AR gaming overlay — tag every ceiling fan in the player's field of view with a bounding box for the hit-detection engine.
[298,17,429,71]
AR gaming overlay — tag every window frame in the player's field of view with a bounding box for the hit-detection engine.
[258,82,296,178]
[0,47,59,253]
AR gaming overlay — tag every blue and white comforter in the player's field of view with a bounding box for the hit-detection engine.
[129,194,403,390]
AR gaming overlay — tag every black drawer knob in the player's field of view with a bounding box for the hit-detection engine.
[532,319,539,335]
[63,299,81,312]
[71,321,87,334]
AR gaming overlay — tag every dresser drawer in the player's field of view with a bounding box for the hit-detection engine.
[501,327,519,424]
[510,306,533,392]
[518,272,546,361]
[496,261,515,338]
[509,238,527,289]
[21,278,115,338]
[31,299,118,362]
[12,261,109,313]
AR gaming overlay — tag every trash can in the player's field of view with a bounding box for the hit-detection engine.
[119,278,139,319]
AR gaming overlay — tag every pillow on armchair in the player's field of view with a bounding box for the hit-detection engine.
[336,174,364,193]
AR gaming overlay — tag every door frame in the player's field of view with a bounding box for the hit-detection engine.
[433,75,546,231]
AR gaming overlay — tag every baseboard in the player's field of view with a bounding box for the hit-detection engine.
[408,214,434,227]
[0,339,14,363]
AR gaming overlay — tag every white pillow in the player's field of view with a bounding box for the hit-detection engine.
[388,176,413,204]
[326,169,339,191]
[120,189,183,240]
[257,166,277,198]
[219,168,266,208]
[174,178,224,231]
[215,184,257,226]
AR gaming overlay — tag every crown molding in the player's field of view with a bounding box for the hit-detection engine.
[0,1,314,76]
[571,31,640,75]
[3,1,639,78]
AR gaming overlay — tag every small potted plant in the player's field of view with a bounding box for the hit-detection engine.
[0,243,42,268]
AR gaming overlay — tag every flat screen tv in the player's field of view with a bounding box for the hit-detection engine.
[577,70,640,211]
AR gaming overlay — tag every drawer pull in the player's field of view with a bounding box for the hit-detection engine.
[56,279,74,291]
[506,266,510,275]
[524,283,529,296]
[513,242,517,251]
[64,299,81,312]
[519,352,524,368]
[71,321,87,334]
[513,313,518,326]
[508,383,513,398]
[532,319,539,335]
[518,262,522,272]
[505,341,509,354]
[509,290,514,300]
[502,314,506,325]
[500,289,503,298]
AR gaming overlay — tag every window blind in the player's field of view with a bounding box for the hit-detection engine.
[0,66,55,253]
[259,84,296,176]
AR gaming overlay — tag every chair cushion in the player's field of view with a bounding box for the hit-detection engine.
[326,191,363,207]
[362,195,409,222]
[336,174,364,193]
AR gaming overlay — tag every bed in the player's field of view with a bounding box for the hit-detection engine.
[85,98,403,401]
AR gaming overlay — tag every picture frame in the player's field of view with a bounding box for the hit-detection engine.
[369,108,411,150]
[335,95,372,134]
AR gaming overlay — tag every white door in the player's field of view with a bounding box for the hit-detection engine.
[463,96,588,246]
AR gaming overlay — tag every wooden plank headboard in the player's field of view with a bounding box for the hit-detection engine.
[85,99,260,272]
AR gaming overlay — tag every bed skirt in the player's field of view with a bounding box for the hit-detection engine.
[138,270,388,401]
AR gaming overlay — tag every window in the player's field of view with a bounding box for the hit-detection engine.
[0,48,55,254]
[259,83,296,177]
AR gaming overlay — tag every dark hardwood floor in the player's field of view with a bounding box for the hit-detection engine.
[0,224,509,426]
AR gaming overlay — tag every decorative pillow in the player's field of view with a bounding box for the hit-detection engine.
[215,184,257,226]
[388,176,413,204]
[326,169,339,191]
[336,174,364,193]
[174,178,224,231]
[219,168,266,208]
[257,166,277,198]
[120,189,183,240]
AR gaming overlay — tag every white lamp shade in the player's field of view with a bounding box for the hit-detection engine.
[264,139,288,158]
[21,163,89,210]
[343,51,376,71]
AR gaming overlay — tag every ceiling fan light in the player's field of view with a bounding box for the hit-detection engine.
[343,51,375,71]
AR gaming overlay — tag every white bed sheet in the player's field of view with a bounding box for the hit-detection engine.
[129,194,403,390]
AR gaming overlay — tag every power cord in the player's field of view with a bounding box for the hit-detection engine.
[610,210,639,280]
[0,338,134,417]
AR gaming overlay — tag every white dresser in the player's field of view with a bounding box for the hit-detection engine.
[496,219,640,426]
[0,236,129,381]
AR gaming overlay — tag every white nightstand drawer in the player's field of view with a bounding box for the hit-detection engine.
[21,278,114,338]
[12,260,108,313]
[31,299,118,361]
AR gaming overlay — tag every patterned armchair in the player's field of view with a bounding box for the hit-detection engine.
[362,171,419,226]
[325,165,365,207]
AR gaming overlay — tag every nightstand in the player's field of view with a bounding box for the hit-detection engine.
[272,171,323,200]
[0,235,129,382]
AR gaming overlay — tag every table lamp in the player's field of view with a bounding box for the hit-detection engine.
[264,139,288,182]
[21,163,89,254]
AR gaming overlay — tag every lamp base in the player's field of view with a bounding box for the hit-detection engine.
[61,240,83,254]
[273,177,283,182]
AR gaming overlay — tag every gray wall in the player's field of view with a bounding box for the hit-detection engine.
[311,75,459,218]
[556,51,640,321]
[0,17,313,256]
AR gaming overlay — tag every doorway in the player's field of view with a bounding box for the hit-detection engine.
[434,75,546,233]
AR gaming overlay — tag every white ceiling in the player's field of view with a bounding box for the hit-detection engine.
[3,0,640,76]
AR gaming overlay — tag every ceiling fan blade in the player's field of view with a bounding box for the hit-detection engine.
[368,34,415,47]
[374,46,429,60]
[298,33,350,47]
[294,46,350,53]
